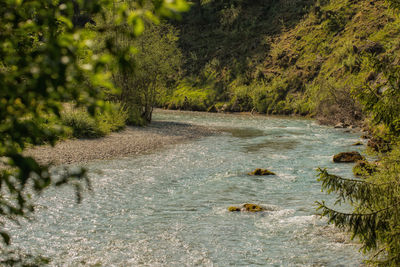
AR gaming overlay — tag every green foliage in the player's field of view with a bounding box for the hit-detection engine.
[177,0,315,79]
[160,0,318,114]
[159,58,222,110]
[228,83,254,112]
[125,106,147,126]
[0,0,188,255]
[163,0,400,121]
[356,55,400,136]
[62,109,103,139]
[162,79,217,111]
[97,103,128,133]
[61,102,127,138]
[316,4,400,263]
[353,161,378,177]
[317,145,400,265]
[387,0,400,9]
[110,20,183,124]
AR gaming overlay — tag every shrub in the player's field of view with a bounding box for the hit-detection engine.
[61,109,104,139]
[96,102,128,133]
[125,106,147,126]
[62,102,129,138]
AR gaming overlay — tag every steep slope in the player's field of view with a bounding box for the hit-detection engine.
[159,0,400,125]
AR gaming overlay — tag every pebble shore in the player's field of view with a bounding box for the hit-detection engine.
[25,121,214,165]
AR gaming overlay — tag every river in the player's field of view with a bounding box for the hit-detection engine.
[8,110,365,266]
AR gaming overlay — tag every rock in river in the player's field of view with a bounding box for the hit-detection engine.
[248,168,276,176]
[333,151,364,163]
[228,204,265,212]
[243,203,265,212]
[228,206,241,212]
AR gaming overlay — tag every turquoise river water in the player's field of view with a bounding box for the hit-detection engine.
[8,110,366,266]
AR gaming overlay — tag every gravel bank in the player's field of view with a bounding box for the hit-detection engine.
[25,121,214,165]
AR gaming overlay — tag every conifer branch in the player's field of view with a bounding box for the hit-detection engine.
[316,201,400,250]
[317,168,396,205]
[316,200,400,217]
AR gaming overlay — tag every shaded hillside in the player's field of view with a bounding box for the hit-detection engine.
[159,0,400,125]
[177,0,316,79]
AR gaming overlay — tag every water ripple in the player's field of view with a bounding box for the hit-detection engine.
[7,111,364,266]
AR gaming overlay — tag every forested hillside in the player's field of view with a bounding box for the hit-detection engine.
[160,0,400,125]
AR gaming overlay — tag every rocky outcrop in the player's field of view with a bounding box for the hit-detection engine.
[333,151,364,163]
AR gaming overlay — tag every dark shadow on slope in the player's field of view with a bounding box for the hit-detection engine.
[173,0,318,82]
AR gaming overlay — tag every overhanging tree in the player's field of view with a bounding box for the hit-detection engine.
[0,0,188,262]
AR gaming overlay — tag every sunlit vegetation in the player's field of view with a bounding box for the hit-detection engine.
[1,0,400,265]
[315,1,400,265]
[160,0,400,126]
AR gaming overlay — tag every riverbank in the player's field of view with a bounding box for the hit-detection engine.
[25,121,214,165]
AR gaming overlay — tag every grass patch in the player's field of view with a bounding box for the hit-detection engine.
[61,102,128,139]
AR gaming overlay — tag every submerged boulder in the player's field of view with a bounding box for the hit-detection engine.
[333,151,364,163]
[227,203,265,212]
[248,168,276,176]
